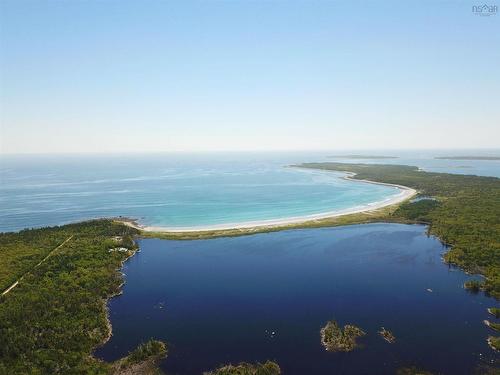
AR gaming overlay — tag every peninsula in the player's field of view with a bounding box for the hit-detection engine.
[328,155,399,159]
[434,156,500,160]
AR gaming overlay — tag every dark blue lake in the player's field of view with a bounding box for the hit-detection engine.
[95,224,499,374]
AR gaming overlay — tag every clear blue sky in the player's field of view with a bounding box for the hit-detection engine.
[0,0,499,153]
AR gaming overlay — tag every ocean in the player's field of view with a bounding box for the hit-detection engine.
[1,150,499,232]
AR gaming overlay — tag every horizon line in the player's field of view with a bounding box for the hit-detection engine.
[1,147,500,157]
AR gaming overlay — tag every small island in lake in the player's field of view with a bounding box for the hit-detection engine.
[484,320,500,332]
[379,327,396,343]
[320,320,366,352]
[435,156,500,160]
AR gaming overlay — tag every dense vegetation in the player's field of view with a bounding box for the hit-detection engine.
[124,340,167,366]
[0,220,150,375]
[393,199,439,222]
[320,320,366,352]
[203,361,281,375]
[0,226,72,291]
[299,163,500,299]
[112,339,167,375]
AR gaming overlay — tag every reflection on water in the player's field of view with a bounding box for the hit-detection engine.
[96,224,499,375]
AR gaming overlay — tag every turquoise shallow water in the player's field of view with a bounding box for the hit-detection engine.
[0,153,400,232]
[1,151,499,232]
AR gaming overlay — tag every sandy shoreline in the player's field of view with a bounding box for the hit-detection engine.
[119,171,417,233]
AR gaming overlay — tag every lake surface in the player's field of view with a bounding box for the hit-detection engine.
[96,224,499,375]
[1,150,499,232]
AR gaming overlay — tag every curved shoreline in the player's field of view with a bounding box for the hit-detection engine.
[119,172,417,234]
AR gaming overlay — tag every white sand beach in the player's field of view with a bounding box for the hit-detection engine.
[120,172,417,233]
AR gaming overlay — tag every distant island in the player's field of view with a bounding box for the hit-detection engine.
[328,155,399,159]
[435,156,500,161]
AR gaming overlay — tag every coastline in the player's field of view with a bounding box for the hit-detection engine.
[99,249,138,349]
[118,172,417,234]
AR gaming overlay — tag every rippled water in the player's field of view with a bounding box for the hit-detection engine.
[1,150,499,232]
[0,153,399,232]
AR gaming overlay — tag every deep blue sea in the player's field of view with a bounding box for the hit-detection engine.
[1,150,499,232]
[95,224,499,375]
